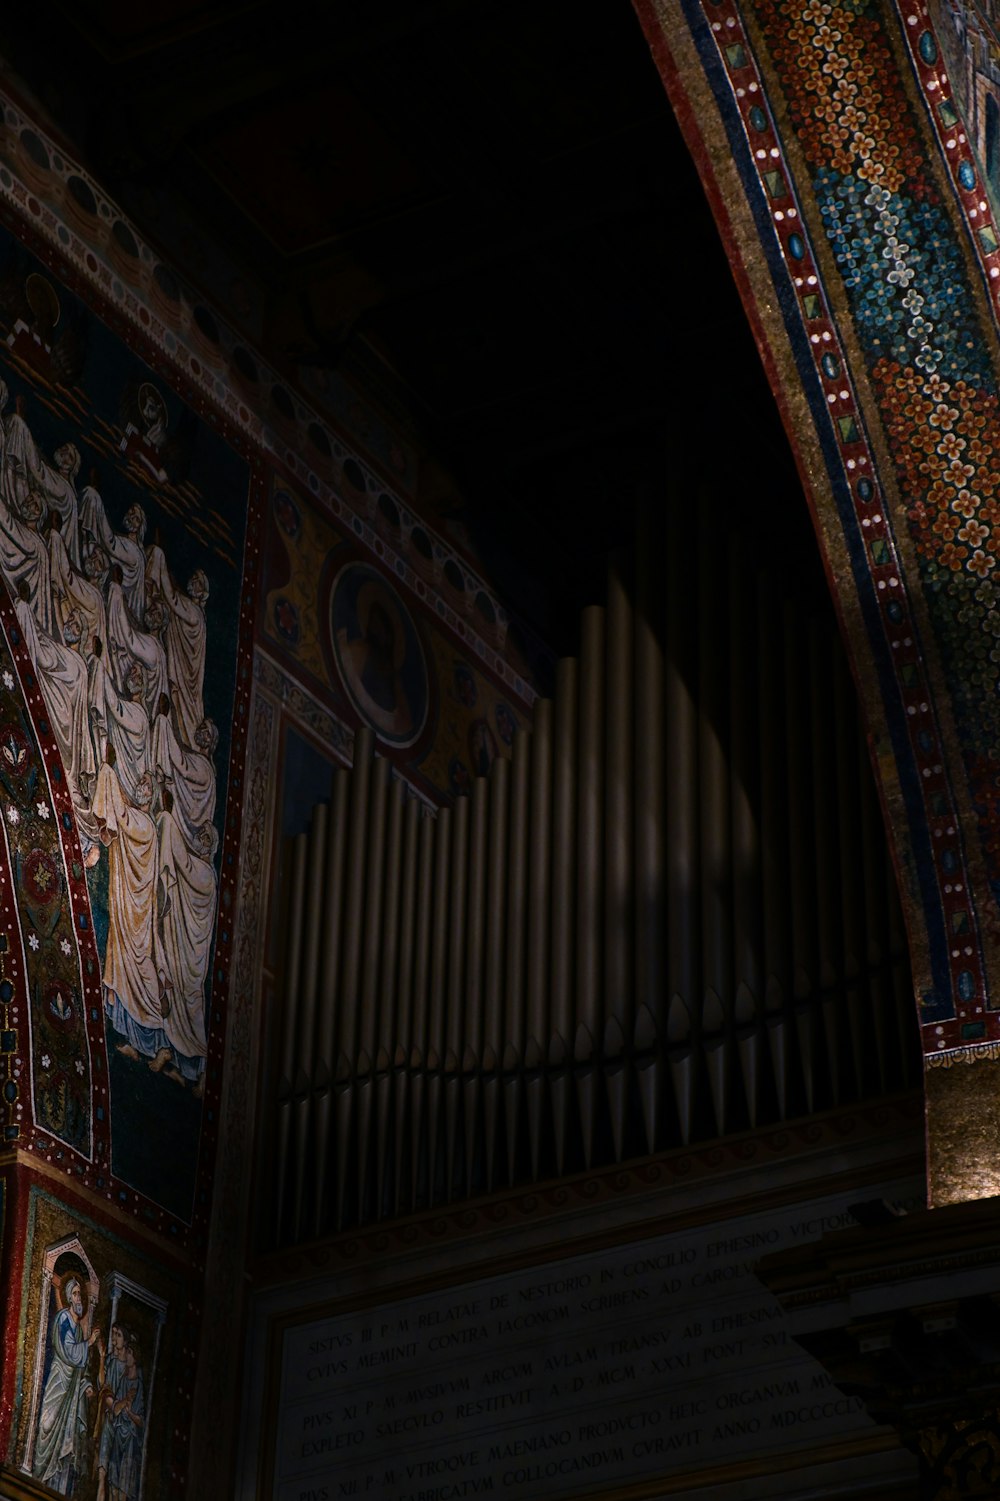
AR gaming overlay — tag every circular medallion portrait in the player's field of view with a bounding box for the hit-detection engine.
[330,564,429,748]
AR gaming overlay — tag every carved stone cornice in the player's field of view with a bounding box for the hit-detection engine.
[251,1092,924,1284]
[757,1198,1000,1499]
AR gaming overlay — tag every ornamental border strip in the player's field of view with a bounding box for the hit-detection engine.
[695,0,986,1053]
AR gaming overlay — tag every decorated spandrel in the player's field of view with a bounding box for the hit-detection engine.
[0,232,252,1223]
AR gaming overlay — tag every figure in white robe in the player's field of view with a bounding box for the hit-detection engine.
[93,763,167,1065]
[151,712,216,855]
[78,488,146,620]
[50,533,108,659]
[155,810,216,1091]
[15,593,97,808]
[0,466,55,634]
[33,1277,100,1494]
[106,576,167,716]
[2,400,45,519]
[0,414,81,562]
[33,443,82,567]
[145,546,207,747]
[89,658,151,806]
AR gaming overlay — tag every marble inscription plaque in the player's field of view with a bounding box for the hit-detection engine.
[271,1180,917,1499]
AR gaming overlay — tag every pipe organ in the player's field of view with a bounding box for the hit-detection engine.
[269,513,917,1246]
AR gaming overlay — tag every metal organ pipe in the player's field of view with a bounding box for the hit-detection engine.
[291,800,329,1240]
[550,658,577,1057]
[698,517,733,1137]
[632,502,665,1153]
[604,551,633,1039]
[274,830,307,1240]
[665,506,699,1145]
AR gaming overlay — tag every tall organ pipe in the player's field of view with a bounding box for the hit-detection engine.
[699,516,733,1136]
[576,607,605,1064]
[859,729,890,1093]
[466,778,489,1067]
[833,651,866,1099]
[447,796,470,1069]
[392,793,422,1214]
[313,771,350,1233]
[605,552,633,1042]
[375,776,405,1218]
[809,623,842,1106]
[632,502,666,1152]
[665,504,699,1138]
[784,603,817,1111]
[756,577,791,1117]
[464,778,489,1192]
[550,659,577,1063]
[525,700,551,1180]
[505,729,530,1060]
[275,831,308,1239]
[425,807,452,1198]
[407,811,436,1210]
[633,500,665,1036]
[729,539,762,1125]
[338,728,374,1074]
[484,758,509,1186]
[290,801,329,1240]
[446,795,469,1197]
[357,756,390,1216]
[526,699,553,1061]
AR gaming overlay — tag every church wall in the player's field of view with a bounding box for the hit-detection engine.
[0,5,983,1495]
[0,71,545,1499]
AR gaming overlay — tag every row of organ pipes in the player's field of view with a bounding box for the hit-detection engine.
[269,507,917,1244]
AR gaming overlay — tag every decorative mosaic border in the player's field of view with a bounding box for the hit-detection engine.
[637,0,1000,1059]
[0,91,536,704]
[694,0,980,1055]
[0,182,268,1245]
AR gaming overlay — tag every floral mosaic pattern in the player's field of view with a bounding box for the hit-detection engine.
[764,1,925,193]
[0,613,100,1159]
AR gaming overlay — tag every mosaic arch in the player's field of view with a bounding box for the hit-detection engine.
[0,225,257,1225]
[633,0,1000,1200]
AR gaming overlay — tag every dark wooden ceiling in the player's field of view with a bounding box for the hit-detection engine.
[0,0,810,655]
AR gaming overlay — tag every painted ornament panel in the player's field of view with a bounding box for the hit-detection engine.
[261,476,529,804]
[13,1185,184,1500]
[0,225,251,1220]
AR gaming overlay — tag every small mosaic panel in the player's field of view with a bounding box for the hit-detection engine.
[11,1182,187,1500]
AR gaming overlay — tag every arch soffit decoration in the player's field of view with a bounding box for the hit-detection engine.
[633,0,1000,1203]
